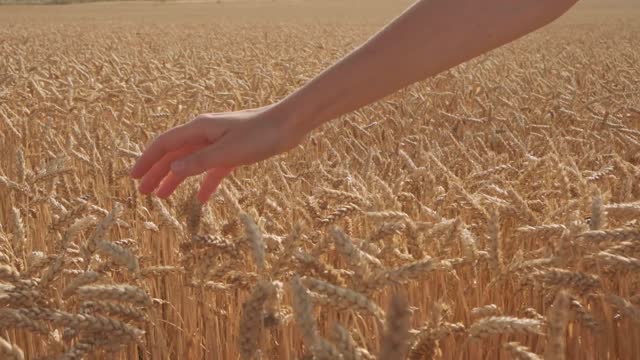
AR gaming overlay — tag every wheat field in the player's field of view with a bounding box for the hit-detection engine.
[0,1,639,359]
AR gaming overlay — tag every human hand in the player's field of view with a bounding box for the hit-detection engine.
[129,104,302,203]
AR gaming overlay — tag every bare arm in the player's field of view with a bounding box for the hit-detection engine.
[281,0,579,135]
[130,0,579,202]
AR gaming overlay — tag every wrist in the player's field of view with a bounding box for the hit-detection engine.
[260,97,311,152]
[271,94,325,144]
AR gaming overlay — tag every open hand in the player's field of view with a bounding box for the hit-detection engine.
[129,104,301,203]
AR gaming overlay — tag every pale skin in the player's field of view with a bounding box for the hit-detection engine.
[130,0,579,203]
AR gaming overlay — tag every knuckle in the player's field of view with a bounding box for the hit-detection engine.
[153,133,169,149]
[193,114,212,126]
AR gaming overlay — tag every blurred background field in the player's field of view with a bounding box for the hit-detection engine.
[0,0,639,24]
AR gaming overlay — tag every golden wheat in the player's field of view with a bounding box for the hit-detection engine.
[0,1,639,359]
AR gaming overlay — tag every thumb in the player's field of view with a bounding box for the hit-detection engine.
[170,143,224,178]
[171,132,253,177]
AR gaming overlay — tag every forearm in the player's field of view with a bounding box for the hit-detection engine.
[279,0,578,135]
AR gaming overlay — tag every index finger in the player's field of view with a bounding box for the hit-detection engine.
[129,122,207,179]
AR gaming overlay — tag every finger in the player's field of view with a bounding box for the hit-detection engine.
[197,167,234,203]
[138,143,207,194]
[155,172,187,199]
[171,134,254,178]
[130,121,210,179]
